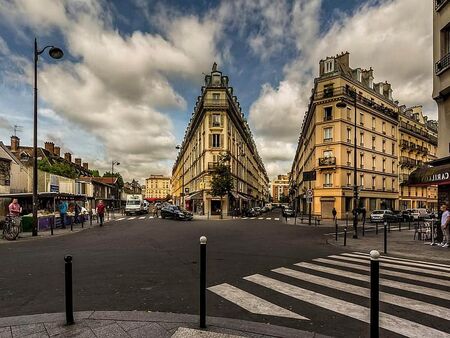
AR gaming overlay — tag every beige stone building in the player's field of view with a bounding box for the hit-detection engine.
[290,53,399,219]
[145,175,171,201]
[271,174,289,202]
[398,106,438,210]
[171,63,269,215]
[433,0,450,158]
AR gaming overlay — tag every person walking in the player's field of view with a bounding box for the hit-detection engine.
[59,200,68,229]
[361,207,367,227]
[440,204,450,247]
[332,207,337,224]
[96,200,106,226]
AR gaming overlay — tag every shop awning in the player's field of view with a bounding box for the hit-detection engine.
[408,163,450,186]
[185,191,203,200]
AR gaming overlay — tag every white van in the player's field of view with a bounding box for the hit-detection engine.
[125,195,146,215]
[411,208,429,220]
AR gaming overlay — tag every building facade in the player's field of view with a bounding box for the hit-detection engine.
[171,63,269,215]
[398,105,438,210]
[290,53,399,219]
[433,0,450,158]
[145,175,171,200]
[271,173,289,203]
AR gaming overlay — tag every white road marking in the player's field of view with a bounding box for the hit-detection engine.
[149,216,154,219]
[296,262,450,299]
[273,267,449,319]
[266,218,271,220]
[328,255,450,278]
[323,256,450,287]
[242,217,248,219]
[245,274,448,338]
[286,218,290,221]
[352,251,450,268]
[139,216,146,219]
[128,217,136,220]
[250,217,255,220]
[344,253,450,272]
[117,218,125,221]
[258,217,263,220]
[208,283,308,320]
[274,218,280,221]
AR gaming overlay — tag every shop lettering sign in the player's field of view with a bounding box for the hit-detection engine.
[424,171,450,183]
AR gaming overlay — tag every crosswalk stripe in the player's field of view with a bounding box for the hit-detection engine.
[208,283,308,320]
[266,218,271,220]
[296,262,450,299]
[342,253,450,277]
[129,217,136,220]
[242,217,248,219]
[258,217,263,220]
[149,216,154,219]
[273,267,450,319]
[250,217,255,220]
[244,274,448,338]
[274,218,280,221]
[139,216,146,219]
[323,256,450,286]
[329,255,450,278]
[353,251,450,268]
[117,217,125,221]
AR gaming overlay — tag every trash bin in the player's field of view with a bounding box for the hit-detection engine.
[21,215,33,232]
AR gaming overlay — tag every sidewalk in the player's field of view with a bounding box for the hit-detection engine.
[0,212,122,244]
[327,224,450,264]
[0,311,329,338]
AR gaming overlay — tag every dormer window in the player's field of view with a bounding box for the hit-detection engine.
[356,69,362,82]
[368,76,373,89]
[324,59,334,73]
[388,88,393,100]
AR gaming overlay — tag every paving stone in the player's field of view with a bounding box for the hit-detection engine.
[116,321,148,332]
[91,323,129,337]
[128,323,169,338]
[83,319,116,330]
[171,327,245,338]
[44,322,88,336]
[11,323,46,337]
[0,327,12,338]
[52,327,96,338]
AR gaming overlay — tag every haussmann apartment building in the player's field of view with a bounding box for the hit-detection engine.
[171,63,269,216]
[145,175,171,201]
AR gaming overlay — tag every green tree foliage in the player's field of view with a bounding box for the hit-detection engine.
[90,169,100,177]
[211,153,233,218]
[37,159,78,179]
[103,171,124,188]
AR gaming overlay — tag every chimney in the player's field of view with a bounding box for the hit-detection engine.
[54,146,61,157]
[75,158,82,166]
[44,142,54,154]
[82,162,89,170]
[10,136,20,152]
[64,152,72,162]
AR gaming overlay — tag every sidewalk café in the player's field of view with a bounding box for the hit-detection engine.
[0,192,92,232]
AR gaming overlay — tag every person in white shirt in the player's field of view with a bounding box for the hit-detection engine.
[440,204,450,247]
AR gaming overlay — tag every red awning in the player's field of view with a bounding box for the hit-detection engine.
[145,197,159,202]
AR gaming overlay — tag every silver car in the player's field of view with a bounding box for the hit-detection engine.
[370,210,393,222]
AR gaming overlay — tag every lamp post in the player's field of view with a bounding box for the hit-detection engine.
[336,87,359,239]
[111,160,120,209]
[176,145,184,208]
[32,38,64,237]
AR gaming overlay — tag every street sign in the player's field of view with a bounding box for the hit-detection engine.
[303,171,316,181]
[306,189,313,198]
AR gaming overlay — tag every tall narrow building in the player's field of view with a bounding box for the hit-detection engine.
[172,63,269,215]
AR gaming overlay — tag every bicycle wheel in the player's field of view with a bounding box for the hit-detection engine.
[3,222,18,240]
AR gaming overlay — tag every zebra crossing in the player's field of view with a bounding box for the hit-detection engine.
[208,251,450,337]
[115,215,160,221]
[241,217,280,221]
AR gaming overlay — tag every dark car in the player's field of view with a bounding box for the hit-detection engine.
[245,208,259,217]
[161,205,193,220]
[282,208,295,217]
[400,210,414,222]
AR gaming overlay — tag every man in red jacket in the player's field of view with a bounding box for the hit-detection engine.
[96,200,106,226]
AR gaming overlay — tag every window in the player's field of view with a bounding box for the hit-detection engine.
[347,107,351,120]
[392,179,395,191]
[391,142,395,155]
[382,139,386,153]
[360,153,364,168]
[212,93,220,100]
[392,161,395,174]
[347,151,351,165]
[212,113,221,127]
[324,127,333,141]
[324,84,334,98]
[212,134,221,148]
[323,150,333,158]
[372,156,376,170]
[360,113,364,125]
[360,174,364,187]
[382,122,386,134]
[372,136,376,149]
[360,132,364,146]
[391,126,395,137]
[347,173,351,185]
[372,176,376,189]
[372,117,376,130]
[383,178,386,191]
[324,173,332,187]
[347,128,351,142]
[324,59,334,73]
[324,106,333,121]
[382,159,386,172]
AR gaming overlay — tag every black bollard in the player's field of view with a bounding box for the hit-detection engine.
[370,250,380,338]
[51,215,54,236]
[64,255,74,325]
[408,218,411,230]
[362,220,365,237]
[388,220,390,233]
[398,219,401,232]
[344,227,347,246]
[335,221,338,241]
[199,236,207,328]
[89,210,92,226]
[383,221,387,254]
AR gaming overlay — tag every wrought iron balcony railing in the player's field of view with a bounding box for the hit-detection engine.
[318,157,336,166]
[435,0,449,11]
[436,52,450,75]
[203,99,229,108]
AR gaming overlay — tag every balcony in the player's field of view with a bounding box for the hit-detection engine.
[204,99,228,108]
[323,138,333,142]
[318,157,336,166]
[435,0,450,12]
[399,174,409,185]
[400,140,409,149]
[208,162,218,170]
[323,183,333,188]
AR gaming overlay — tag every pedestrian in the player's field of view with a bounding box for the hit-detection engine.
[439,204,450,247]
[153,204,158,218]
[74,202,81,224]
[59,200,68,229]
[361,207,367,226]
[8,198,22,226]
[332,207,337,223]
[96,200,106,226]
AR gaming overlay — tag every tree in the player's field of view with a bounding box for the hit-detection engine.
[211,153,233,219]
[90,169,100,177]
[103,171,124,189]
[38,159,78,179]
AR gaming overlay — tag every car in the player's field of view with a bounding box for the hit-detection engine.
[160,205,193,220]
[254,207,262,215]
[244,208,259,217]
[282,208,295,217]
[400,210,414,222]
[370,210,394,223]
[411,208,430,220]
[390,210,405,222]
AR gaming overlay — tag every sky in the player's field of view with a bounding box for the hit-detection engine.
[0,0,434,184]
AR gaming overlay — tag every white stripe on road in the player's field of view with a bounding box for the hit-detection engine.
[128,217,136,220]
[286,218,290,221]
[258,217,263,220]
[242,217,248,219]
[117,217,125,221]
[332,255,450,278]
[274,218,280,221]
[295,262,450,300]
[345,253,450,271]
[244,274,448,338]
[323,256,450,287]
[139,216,146,219]
[208,283,308,320]
[250,217,255,220]
[149,216,154,219]
[266,218,271,220]
[353,251,450,268]
[273,267,450,319]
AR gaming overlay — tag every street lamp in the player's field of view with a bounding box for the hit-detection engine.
[336,88,359,239]
[176,145,184,207]
[111,160,120,209]
[32,38,64,237]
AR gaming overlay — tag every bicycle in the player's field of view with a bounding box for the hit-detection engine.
[1,215,21,241]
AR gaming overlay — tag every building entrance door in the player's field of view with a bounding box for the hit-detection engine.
[320,200,334,219]
[211,200,222,215]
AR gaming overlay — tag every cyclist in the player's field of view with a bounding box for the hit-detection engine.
[8,198,22,220]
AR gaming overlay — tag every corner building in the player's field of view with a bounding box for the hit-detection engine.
[172,64,269,215]
[290,53,399,219]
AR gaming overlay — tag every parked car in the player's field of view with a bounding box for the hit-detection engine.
[411,208,430,220]
[254,207,262,215]
[244,208,259,217]
[400,210,414,222]
[370,210,394,223]
[160,205,193,220]
[282,208,295,217]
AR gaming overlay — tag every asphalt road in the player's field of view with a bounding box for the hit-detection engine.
[0,209,448,338]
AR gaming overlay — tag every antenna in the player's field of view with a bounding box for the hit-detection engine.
[13,125,23,137]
